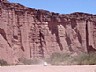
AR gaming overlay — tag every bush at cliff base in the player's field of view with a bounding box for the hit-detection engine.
[46,52,96,65]
[0,59,8,66]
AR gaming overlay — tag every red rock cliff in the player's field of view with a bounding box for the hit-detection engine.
[0,0,96,64]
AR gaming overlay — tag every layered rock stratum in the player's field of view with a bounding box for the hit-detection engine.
[0,0,96,64]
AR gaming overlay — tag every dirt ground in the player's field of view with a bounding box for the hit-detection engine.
[0,65,96,72]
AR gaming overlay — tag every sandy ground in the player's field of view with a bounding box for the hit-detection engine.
[0,65,96,72]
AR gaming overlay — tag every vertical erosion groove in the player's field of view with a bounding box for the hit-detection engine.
[86,21,89,52]
[86,21,96,52]
[16,12,25,51]
[48,23,63,51]
[39,30,45,58]
[65,33,73,51]
[0,28,11,47]
[74,28,82,44]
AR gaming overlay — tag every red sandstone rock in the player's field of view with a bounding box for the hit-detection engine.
[0,0,96,64]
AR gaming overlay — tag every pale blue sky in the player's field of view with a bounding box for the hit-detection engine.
[9,0,96,14]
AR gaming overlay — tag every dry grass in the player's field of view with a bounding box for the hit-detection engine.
[46,52,96,65]
[18,57,42,65]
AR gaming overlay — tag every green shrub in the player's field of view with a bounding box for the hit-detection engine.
[73,52,96,65]
[87,52,96,65]
[73,53,90,65]
[18,58,40,65]
[47,52,96,65]
[17,52,96,65]
[0,59,8,66]
[47,52,71,65]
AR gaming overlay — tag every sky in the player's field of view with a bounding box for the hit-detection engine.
[9,0,96,14]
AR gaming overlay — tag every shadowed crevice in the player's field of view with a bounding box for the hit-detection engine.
[74,28,82,44]
[71,19,82,44]
[77,31,82,44]
[86,21,96,52]
[65,33,73,51]
[0,28,11,47]
[21,46,24,51]
[71,18,77,29]
[48,23,63,51]
[16,15,25,51]
[13,35,18,40]
[38,31,45,58]
[88,45,96,52]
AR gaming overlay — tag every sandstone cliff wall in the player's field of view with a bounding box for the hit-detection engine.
[0,0,96,64]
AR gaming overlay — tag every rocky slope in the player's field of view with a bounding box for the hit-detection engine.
[0,0,96,64]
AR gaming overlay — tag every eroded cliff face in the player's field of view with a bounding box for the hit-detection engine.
[0,0,96,64]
